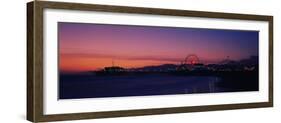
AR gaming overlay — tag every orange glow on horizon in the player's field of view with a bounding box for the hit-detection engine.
[60,56,178,72]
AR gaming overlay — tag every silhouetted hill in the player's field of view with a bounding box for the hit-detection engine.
[239,56,258,65]
[131,64,178,71]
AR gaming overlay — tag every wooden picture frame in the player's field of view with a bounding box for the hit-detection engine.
[27,1,273,122]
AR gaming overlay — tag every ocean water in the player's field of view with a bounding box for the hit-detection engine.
[59,74,225,99]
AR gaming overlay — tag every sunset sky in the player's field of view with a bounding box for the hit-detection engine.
[59,22,258,72]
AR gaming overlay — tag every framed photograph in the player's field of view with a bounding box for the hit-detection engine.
[27,1,273,122]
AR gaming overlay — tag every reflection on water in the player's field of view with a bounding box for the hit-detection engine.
[59,74,226,99]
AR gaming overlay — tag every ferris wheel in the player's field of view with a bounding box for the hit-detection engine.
[184,54,200,65]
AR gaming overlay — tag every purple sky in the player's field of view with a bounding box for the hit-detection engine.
[59,22,258,72]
